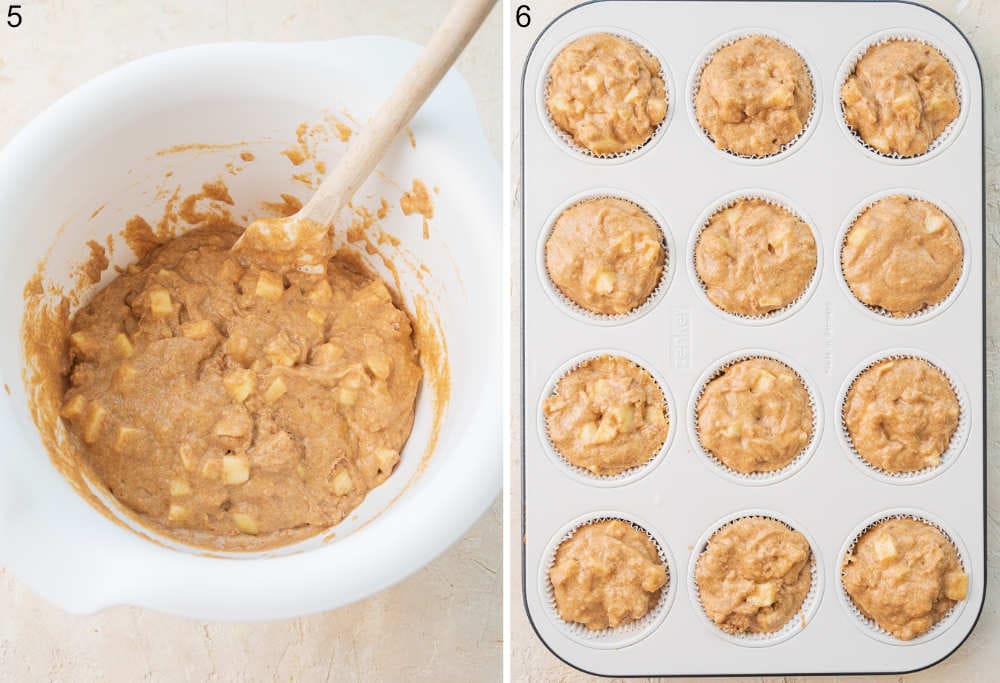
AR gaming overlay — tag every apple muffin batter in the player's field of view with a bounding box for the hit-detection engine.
[549,519,667,630]
[842,40,960,157]
[59,221,421,544]
[545,197,665,315]
[697,358,812,474]
[696,517,812,634]
[695,35,813,156]
[844,358,959,473]
[543,355,669,476]
[695,198,816,317]
[843,517,968,640]
[842,196,963,317]
[546,33,667,155]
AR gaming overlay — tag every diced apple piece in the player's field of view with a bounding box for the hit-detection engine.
[112,363,137,389]
[365,352,392,380]
[181,319,216,340]
[945,571,968,601]
[232,512,258,535]
[758,295,783,309]
[223,369,256,403]
[579,422,598,445]
[213,409,250,438]
[264,335,298,367]
[219,259,244,283]
[374,448,399,473]
[644,404,665,424]
[337,388,358,406]
[60,394,87,418]
[170,478,192,497]
[592,419,618,445]
[168,503,188,522]
[310,342,344,366]
[847,226,870,248]
[200,457,221,480]
[646,98,666,122]
[263,377,287,404]
[114,426,142,452]
[924,214,949,234]
[295,463,307,480]
[149,286,173,317]
[179,443,196,471]
[222,455,250,485]
[610,405,635,432]
[331,470,353,496]
[112,333,134,358]
[83,403,107,444]
[594,270,616,295]
[724,422,743,439]
[753,370,777,393]
[873,532,898,562]
[255,271,285,301]
[69,331,100,358]
[306,279,334,303]
[747,582,778,607]
[307,308,327,326]
[340,369,363,390]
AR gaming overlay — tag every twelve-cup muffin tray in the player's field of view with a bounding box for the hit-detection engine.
[519,1,984,676]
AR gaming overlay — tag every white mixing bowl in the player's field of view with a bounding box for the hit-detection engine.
[0,37,499,619]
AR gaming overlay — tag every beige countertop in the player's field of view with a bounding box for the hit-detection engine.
[0,1,500,681]
[509,0,999,681]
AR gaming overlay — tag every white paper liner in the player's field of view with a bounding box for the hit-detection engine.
[539,512,676,649]
[687,510,824,647]
[836,350,970,486]
[536,27,674,163]
[687,190,822,326]
[537,350,675,488]
[835,189,970,325]
[837,509,972,646]
[536,189,674,327]
[687,351,822,486]
[686,29,820,164]
[835,30,969,164]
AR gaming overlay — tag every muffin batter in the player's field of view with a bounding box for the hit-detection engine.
[843,517,968,640]
[543,355,668,476]
[549,519,667,630]
[546,33,667,155]
[696,517,812,634]
[842,40,960,157]
[844,358,959,473]
[695,198,816,317]
[545,197,665,315]
[697,358,812,474]
[695,35,813,156]
[842,196,963,316]
[59,222,421,545]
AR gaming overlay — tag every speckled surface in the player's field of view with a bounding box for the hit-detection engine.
[510,0,998,681]
[0,1,500,681]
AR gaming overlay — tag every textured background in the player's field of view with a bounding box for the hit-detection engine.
[509,0,999,681]
[0,1,501,681]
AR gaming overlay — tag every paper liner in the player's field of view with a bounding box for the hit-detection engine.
[539,512,676,649]
[687,510,824,647]
[687,190,822,325]
[537,190,674,327]
[687,351,821,486]
[835,30,968,163]
[837,350,970,485]
[687,29,820,163]
[835,189,970,324]
[837,509,971,646]
[537,350,675,487]
[537,28,673,163]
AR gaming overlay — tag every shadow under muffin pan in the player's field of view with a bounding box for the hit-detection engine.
[521,1,984,677]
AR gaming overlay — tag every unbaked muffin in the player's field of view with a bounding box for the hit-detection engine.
[545,197,665,315]
[842,40,960,157]
[695,198,816,317]
[695,35,813,156]
[844,358,959,473]
[696,358,812,474]
[550,519,667,630]
[842,196,963,317]
[696,517,812,634]
[543,355,668,476]
[546,33,667,155]
[842,517,968,640]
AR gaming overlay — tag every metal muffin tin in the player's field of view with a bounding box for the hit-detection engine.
[520,1,984,676]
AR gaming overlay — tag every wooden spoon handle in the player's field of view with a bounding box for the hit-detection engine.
[298,0,497,226]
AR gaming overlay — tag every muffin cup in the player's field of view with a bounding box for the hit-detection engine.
[537,349,675,487]
[686,28,820,164]
[536,27,674,164]
[537,189,674,327]
[835,189,970,325]
[835,29,969,164]
[539,511,676,649]
[836,349,970,486]
[687,190,822,326]
[687,510,824,647]
[687,350,822,486]
[837,508,972,646]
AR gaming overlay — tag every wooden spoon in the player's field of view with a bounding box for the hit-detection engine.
[234,0,497,270]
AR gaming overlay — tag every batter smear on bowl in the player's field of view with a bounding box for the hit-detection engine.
[545,33,667,155]
[549,519,667,630]
[842,517,968,640]
[841,40,960,157]
[695,517,812,634]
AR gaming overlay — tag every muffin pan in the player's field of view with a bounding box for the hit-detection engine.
[520,1,984,676]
